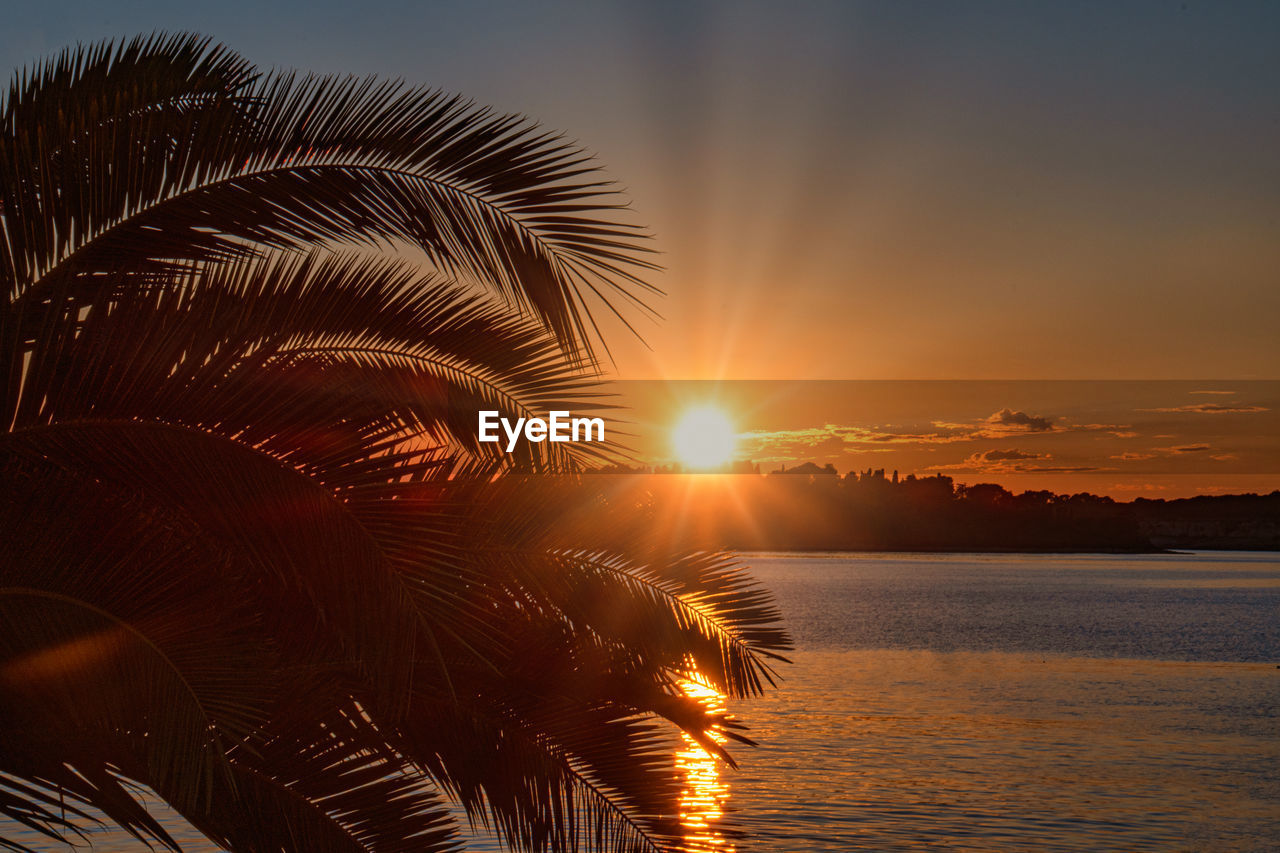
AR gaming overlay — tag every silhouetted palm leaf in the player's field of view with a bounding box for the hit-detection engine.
[2,35,657,360]
[0,34,789,853]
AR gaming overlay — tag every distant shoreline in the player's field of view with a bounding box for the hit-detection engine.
[582,472,1280,552]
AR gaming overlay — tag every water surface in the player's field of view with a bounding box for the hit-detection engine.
[724,551,1280,851]
[5,552,1278,851]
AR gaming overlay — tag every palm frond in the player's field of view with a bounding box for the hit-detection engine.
[388,477,792,696]
[4,251,625,473]
[4,38,658,359]
[0,33,788,853]
[1,421,421,713]
[190,701,462,853]
[398,691,687,853]
[0,33,258,292]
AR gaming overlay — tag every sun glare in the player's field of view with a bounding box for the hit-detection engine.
[672,406,737,470]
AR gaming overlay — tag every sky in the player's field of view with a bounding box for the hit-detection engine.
[3,1,1277,381]
[3,1,1277,494]
[617,379,1279,497]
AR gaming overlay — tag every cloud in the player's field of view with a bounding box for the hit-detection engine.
[741,405,1133,463]
[926,449,1105,475]
[929,459,1104,474]
[1140,403,1269,414]
[862,430,972,444]
[1189,390,1237,395]
[1159,444,1211,454]
[1210,453,1239,462]
[934,409,1126,438]
[738,422,977,456]
[1110,431,1140,438]
[986,408,1055,432]
[1115,444,1231,460]
[978,448,1046,462]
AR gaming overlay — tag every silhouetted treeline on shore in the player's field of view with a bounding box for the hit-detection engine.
[582,463,1280,552]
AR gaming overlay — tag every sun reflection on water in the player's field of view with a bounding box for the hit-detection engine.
[676,671,734,852]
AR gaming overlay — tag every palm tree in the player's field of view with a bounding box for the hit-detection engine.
[0,34,789,853]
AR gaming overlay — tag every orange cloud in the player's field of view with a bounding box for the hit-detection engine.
[1159,444,1212,454]
[985,408,1054,432]
[742,406,1135,461]
[738,424,976,455]
[977,448,1046,462]
[1141,403,1268,413]
[927,449,1106,474]
[1115,444,1233,461]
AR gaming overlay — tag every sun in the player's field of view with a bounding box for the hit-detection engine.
[672,406,737,470]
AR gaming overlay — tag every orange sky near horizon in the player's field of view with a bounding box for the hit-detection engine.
[615,380,1280,499]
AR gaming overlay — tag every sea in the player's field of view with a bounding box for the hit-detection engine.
[5,551,1278,851]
